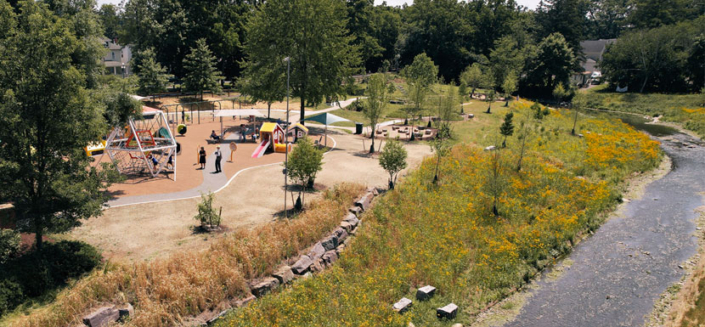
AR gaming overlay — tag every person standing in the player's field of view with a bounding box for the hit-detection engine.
[199,146,206,169]
[214,146,222,173]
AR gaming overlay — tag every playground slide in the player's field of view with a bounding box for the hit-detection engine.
[251,139,270,158]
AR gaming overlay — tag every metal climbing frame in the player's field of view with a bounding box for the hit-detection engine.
[104,110,178,181]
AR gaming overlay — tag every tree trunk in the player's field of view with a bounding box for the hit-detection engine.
[370,124,375,153]
[300,97,305,125]
[267,102,271,119]
[571,109,579,135]
[35,219,43,250]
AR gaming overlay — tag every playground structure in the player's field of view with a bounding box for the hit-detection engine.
[252,122,289,158]
[103,107,178,180]
[289,123,309,142]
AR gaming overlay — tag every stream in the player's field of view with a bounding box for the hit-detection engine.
[504,118,705,326]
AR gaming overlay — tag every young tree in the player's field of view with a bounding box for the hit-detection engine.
[286,137,324,208]
[431,124,452,184]
[516,119,531,171]
[487,134,503,217]
[365,73,390,153]
[183,38,222,101]
[0,2,116,250]
[401,53,438,128]
[460,63,484,98]
[379,140,407,190]
[571,93,587,135]
[502,70,518,107]
[500,112,515,147]
[137,47,170,96]
[485,89,497,114]
[245,0,358,125]
[194,192,221,229]
[484,67,496,114]
[552,83,572,102]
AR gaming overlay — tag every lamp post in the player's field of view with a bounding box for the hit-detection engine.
[121,63,126,79]
[284,57,291,219]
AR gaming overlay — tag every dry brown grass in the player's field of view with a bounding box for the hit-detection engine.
[5,183,365,327]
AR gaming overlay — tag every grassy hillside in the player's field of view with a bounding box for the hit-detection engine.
[217,100,660,326]
[585,86,705,137]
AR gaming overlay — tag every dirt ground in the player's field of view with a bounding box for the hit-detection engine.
[71,129,432,262]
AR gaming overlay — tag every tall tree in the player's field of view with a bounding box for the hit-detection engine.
[182,38,222,100]
[400,0,474,81]
[490,35,526,88]
[245,0,358,124]
[239,60,287,119]
[137,47,170,96]
[401,53,438,129]
[346,0,384,72]
[586,0,634,39]
[630,0,696,29]
[0,1,114,249]
[368,4,402,72]
[536,0,590,55]
[364,73,390,153]
[523,33,578,97]
[98,4,120,40]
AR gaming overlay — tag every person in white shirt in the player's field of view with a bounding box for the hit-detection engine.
[214,146,222,173]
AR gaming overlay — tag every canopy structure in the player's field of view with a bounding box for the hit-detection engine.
[303,113,350,147]
[103,108,178,180]
[214,109,266,136]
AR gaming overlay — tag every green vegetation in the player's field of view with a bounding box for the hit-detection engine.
[218,100,660,326]
[183,39,223,101]
[364,73,391,152]
[286,137,325,209]
[195,192,221,228]
[136,47,170,96]
[585,88,705,137]
[379,140,408,190]
[0,241,102,316]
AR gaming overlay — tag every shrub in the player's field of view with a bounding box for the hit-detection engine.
[0,240,101,304]
[0,229,20,264]
[195,192,221,228]
[0,279,23,316]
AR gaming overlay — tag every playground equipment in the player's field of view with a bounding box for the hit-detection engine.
[251,122,285,158]
[289,123,309,142]
[177,124,187,135]
[84,140,106,156]
[103,107,178,180]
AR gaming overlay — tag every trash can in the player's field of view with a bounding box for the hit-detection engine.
[355,122,363,135]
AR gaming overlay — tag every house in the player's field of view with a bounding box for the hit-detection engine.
[101,37,132,77]
[571,39,616,87]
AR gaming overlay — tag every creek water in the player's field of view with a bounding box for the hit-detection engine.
[504,117,704,326]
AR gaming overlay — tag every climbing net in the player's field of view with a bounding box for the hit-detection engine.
[104,110,178,181]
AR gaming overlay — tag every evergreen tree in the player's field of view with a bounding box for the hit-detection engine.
[536,0,590,55]
[183,39,222,100]
[500,112,514,147]
[137,48,170,96]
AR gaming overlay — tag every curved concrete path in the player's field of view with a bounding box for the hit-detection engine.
[505,133,705,327]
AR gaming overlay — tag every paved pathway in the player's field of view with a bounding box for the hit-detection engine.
[505,133,705,327]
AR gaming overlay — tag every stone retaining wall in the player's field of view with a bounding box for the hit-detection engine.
[81,187,380,327]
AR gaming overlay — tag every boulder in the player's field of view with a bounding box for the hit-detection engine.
[343,213,360,227]
[272,266,294,285]
[117,303,134,322]
[484,145,496,151]
[291,255,313,275]
[321,234,339,251]
[83,306,120,327]
[393,297,413,314]
[250,277,279,297]
[308,242,326,260]
[233,294,256,307]
[310,259,325,273]
[355,193,375,211]
[207,310,229,325]
[322,250,338,265]
[437,303,458,320]
[349,206,362,216]
[366,187,379,196]
[336,243,346,253]
[333,227,348,243]
[340,221,354,233]
[416,285,436,301]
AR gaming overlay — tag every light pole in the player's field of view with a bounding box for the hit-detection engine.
[121,63,126,79]
[284,57,291,219]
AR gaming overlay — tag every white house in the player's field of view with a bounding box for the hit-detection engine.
[572,39,616,87]
[101,37,132,77]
